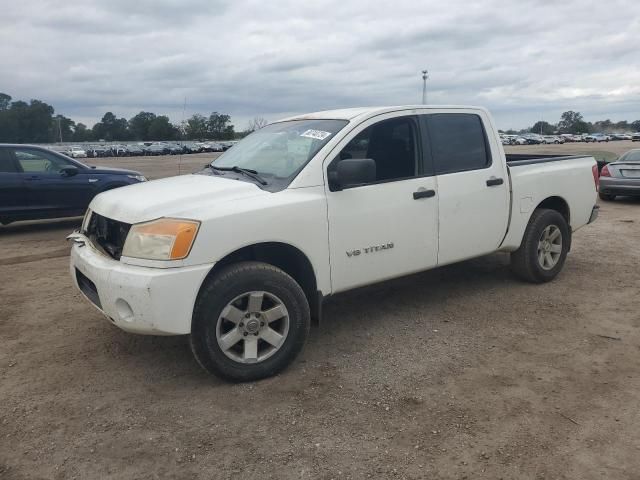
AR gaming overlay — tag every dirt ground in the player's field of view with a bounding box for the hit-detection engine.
[1,142,640,479]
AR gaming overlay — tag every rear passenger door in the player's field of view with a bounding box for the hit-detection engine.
[422,112,510,265]
[0,147,27,219]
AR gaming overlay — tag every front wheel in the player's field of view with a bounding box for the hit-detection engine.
[510,209,570,283]
[190,262,310,382]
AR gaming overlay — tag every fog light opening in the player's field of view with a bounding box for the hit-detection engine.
[115,299,135,323]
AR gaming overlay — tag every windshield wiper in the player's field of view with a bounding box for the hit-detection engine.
[209,165,268,185]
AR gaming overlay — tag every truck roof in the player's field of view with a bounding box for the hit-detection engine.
[279,105,486,122]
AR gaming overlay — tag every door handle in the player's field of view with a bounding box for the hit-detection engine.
[486,178,504,187]
[413,189,436,200]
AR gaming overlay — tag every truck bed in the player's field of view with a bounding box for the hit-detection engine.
[506,154,589,167]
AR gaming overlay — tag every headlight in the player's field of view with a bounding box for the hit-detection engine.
[122,218,200,260]
[127,174,147,182]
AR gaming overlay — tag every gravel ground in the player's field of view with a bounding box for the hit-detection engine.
[1,143,639,479]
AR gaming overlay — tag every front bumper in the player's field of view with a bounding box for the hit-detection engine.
[600,177,640,197]
[70,241,213,335]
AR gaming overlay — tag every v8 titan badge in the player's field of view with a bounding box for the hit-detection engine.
[346,242,394,257]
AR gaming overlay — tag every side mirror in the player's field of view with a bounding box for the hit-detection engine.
[60,166,79,177]
[330,159,376,190]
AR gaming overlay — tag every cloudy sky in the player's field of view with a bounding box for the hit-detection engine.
[2,0,639,130]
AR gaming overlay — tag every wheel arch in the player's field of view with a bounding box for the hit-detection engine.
[533,196,571,250]
[198,242,322,324]
[535,195,570,225]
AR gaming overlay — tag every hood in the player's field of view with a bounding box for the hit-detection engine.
[90,174,268,224]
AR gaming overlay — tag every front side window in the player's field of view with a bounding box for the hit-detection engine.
[0,149,18,173]
[14,148,73,173]
[212,119,347,181]
[329,116,418,185]
[426,114,490,175]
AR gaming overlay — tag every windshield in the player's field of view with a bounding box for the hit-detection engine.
[211,119,348,180]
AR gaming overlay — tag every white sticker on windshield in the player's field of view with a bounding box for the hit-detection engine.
[300,129,332,140]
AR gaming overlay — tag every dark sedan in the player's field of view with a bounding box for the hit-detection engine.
[599,149,640,201]
[0,144,146,225]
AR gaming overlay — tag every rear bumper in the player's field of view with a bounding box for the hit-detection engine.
[599,177,640,196]
[70,242,213,335]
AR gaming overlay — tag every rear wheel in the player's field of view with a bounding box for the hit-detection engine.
[599,192,616,201]
[190,261,310,382]
[511,209,570,283]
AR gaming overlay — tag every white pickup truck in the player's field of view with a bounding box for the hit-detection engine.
[68,106,600,381]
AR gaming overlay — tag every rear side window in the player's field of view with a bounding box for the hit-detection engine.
[426,114,490,174]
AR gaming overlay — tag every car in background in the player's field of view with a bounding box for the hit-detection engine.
[203,142,224,152]
[67,146,87,158]
[145,144,168,156]
[167,144,183,155]
[0,144,146,225]
[110,145,129,157]
[126,145,145,156]
[560,134,581,142]
[522,134,542,144]
[542,135,564,144]
[598,149,640,201]
[632,133,640,142]
[219,141,236,151]
[585,133,610,143]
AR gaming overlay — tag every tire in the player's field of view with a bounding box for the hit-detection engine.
[510,209,570,283]
[599,192,616,201]
[190,261,310,382]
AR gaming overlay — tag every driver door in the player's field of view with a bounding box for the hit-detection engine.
[13,147,94,215]
[325,113,439,293]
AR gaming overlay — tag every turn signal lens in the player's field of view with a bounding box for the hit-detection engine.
[122,218,200,260]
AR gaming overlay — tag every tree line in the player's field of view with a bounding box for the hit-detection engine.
[0,92,249,143]
[503,111,640,136]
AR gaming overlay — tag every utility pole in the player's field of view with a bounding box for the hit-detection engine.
[57,117,63,143]
[421,70,429,104]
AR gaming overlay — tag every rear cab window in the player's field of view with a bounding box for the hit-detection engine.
[423,113,491,175]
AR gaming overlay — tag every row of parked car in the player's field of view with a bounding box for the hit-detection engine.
[500,132,640,146]
[59,141,237,159]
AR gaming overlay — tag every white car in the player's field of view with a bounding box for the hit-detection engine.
[69,105,599,381]
[67,146,87,158]
[542,135,564,144]
[513,136,528,145]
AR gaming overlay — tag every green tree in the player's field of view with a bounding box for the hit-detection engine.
[92,112,130,141]
[558,111,590,133]
[72,123,92,142]
[530,121,555,135]
[0,93,11,110]
[129,111,157,140]
[631,120,640,132]
[207,112,234,139]
[147,115,178,140]
[51,114,75,142]
[185,113,208,139]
